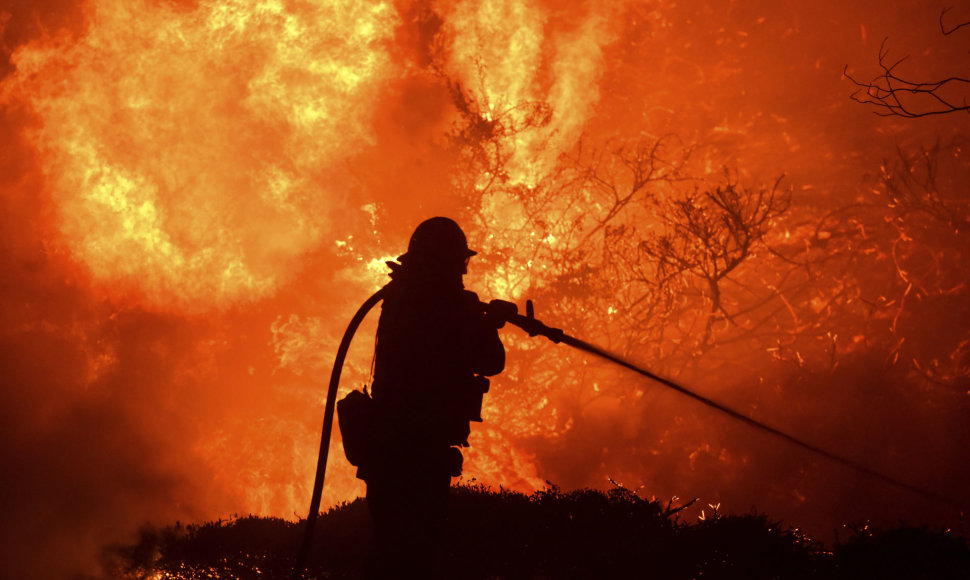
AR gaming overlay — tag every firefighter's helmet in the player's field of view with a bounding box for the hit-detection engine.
[398,217,476,265]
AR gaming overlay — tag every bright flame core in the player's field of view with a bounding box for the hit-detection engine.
[8,0,397,310]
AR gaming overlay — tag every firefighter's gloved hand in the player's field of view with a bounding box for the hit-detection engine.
[485,299,518,328]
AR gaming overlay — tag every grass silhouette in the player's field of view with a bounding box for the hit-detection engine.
[105,484,969,579]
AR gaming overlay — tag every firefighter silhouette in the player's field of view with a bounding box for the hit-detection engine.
[361,217,507,579]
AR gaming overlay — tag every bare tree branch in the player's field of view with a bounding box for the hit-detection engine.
[847,6,970,121]
[939,6,970,36]
[845,38,970,118]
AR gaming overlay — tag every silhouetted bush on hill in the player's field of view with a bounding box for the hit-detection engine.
[104,484,969,579]
[833,523,970,580]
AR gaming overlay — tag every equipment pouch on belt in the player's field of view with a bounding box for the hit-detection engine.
[337,388,375,468]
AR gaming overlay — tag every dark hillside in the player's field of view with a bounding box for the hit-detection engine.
[105,485,969,579]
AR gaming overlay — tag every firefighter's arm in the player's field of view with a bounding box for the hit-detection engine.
[476,326,505,376]
[461,291,506,376]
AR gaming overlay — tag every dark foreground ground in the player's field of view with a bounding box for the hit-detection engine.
[105,485,969,579]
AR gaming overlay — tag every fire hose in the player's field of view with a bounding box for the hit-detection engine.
[292,289,965,577]
[292,287,387,578]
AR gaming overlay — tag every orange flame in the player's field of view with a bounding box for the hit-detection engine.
[441,0,612,187]
[6,0,397,311]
